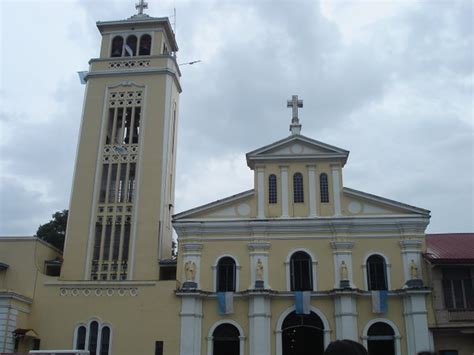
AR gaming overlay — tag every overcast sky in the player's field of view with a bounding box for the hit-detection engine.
[0,0,472,235]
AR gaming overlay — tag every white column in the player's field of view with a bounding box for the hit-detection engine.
[179,295,203,355]
[280,165,289,218]
[307,165,317,217]
[403,292,432,354]
[334,294,358,341]
[256,166,265,218]
[248,242,271,289]
[399,240,423,285]
[249,295,271,355]
[331,164,342,216]
[330,241,355,288]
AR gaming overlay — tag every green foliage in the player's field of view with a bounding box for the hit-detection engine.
[35,210,68,251]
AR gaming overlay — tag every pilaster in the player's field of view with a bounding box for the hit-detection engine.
[330,164,342,216]
[256,165,265,218]
[403,290,432,354]
[307,165,317,217]
[334,292,358,341]
[179,295,203,355]
[248,294,271,355]
[280,166,289,218]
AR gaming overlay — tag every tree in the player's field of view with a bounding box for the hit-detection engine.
[35,210,68,251]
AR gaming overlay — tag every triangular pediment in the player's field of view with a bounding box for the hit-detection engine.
[343,187,430,216]
[246,134,349,168]
[173,190,255,220]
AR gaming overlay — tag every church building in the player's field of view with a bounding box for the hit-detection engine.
[0,3,443,355]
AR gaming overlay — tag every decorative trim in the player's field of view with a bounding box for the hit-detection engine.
[173,190,254,220]
[59,287,138,297]
[247,242,271,251]
[330,241,354,250]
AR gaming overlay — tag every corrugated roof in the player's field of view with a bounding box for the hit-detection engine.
[425,233,474,263]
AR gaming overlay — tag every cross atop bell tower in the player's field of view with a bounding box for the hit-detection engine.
[287,95,303,135]
[135,0,148,15]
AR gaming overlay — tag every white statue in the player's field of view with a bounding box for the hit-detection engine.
[184,261,196,282]
[410,259,418,280]
[340,260,349,281]
[256,259,264,281]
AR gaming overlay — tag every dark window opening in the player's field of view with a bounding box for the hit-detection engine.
[76,326,86,350]
[102,224,112,261]
[93,223,103,261]
[367,255,388,291]
[160,265,177,280]
[111,36,124,57]
[99,164,109,203]
[217,257,236,292]
[213,324,239,355]
[127,163,136,203]
[320,173,329,203]
[122,222,131,262]
[155,341,164,355]
[139,34,152,56]
[367,322,395,355]
[442,267,473,310]
[125,35,137,57]
[88,321,99,355]
[293,173,304,203]
[44,260,62,277]
[269,174,277,204]
[108,164,118,203]
[32,338,41,350]
[100,326,110,355]
[290,251,313,291]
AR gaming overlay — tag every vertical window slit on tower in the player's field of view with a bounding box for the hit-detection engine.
[99,164,109,203]
[117,164,127,203]
[127,163,136,203]
[108,164,118,203]
[102,223,112,261]
[133,107,141,143]
[112,223,122,261]
[93,223,103,261]
[122,223,131,262]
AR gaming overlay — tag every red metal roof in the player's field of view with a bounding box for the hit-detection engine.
[425,233,474,263]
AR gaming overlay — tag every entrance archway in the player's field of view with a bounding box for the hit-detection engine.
[367,322,395,355]
[282,311,324,355]
[212,323,239,355]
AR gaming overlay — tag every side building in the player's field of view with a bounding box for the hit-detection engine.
[425,233,474,355]
[173,99,436,355]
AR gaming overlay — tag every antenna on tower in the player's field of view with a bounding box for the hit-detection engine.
[172,6,177,34]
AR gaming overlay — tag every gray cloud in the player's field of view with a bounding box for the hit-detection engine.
[1,0,472,235]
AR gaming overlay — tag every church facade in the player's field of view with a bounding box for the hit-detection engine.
[0,5,443,355]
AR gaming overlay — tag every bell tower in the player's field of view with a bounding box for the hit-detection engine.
[61,5,181,281]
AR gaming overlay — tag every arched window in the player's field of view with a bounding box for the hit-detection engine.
[88,321,99,355]
[269,174,277,204]
[111,36,124,57]
[367,322,395,355]
[290,251,313,291]
[76,326,86,350]
[100,326,111,355]
[282,311,324,355]
[124,35,137,57]
[75,320,111,355]
[217,257,236,292]
[212,324,240,355]
[139,34,152,56]
[293,173,304,203]
[367,255,388,291]
[320,173,329,203]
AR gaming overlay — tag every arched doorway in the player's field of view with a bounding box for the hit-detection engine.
[282,311,324,355]
[212,323,239,355]
[367,322,395,355]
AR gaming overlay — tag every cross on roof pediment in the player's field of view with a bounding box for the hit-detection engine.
[246,134,349,169]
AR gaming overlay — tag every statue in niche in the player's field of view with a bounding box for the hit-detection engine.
[184,260,196,282]
[410,259,418,280]
[256,259,264,281]
[340,261,349,281]
[339,260,351,289]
